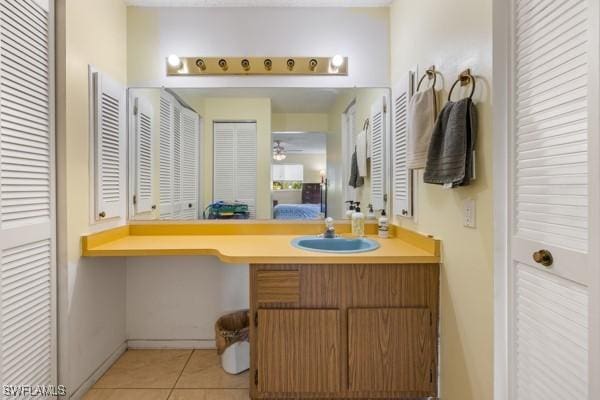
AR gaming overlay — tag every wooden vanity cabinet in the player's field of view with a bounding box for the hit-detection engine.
[250,263,440,399]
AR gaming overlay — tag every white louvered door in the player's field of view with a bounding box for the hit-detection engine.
[0,0,56,394]
[179,108,199,220]
[133,96,154,215]
[392,72,413,217]
[370,97,386,210]
[93,72,124,220]
[213,122,257,219]
[509,0,593,398]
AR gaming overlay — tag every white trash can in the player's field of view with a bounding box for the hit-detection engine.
[215,310,250,375]
[221,340,250,374]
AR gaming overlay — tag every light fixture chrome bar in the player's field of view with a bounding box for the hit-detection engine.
[166,56,348,76]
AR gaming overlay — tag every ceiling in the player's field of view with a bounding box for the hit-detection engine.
[173,87,344,113]
[273,132,327,155]
[125,0,391,7]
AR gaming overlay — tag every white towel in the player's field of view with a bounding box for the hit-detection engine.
[407,87,437,169]
[356,129,368,177]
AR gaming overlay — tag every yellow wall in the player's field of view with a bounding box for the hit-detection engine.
[176,94,273,219]
[389,1,494,399]
[56,0,128,394]
[272,113,329,132]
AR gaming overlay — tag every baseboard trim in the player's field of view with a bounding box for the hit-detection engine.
[127,339,216,349]
[69,341,127,400]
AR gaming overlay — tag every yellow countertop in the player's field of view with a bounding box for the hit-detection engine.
[81,221,440,264]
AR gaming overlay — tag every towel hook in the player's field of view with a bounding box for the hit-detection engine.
[362,118,369,131]
[448,68,476,101]
[416,65,437,92]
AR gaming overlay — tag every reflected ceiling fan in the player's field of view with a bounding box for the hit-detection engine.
[273,140,304,161]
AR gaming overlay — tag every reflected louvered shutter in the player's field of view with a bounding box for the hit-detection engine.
[234,123,257,219]
[213,122,235,204]
[392,72,413,217]
[134,97,154,214]
[370,97,386,210]
[159,94,173,218]
[172,107,182,218]
[93,72,124,220]
[0,0,56,391]
[179,108,198,220]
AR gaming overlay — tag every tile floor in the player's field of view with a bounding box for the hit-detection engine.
[83,349,249,400]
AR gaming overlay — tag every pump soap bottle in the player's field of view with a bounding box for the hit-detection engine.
[378,209,389,238]
[352,202,365,237]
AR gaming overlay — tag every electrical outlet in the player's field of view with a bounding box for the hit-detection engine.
[464,199,476,228]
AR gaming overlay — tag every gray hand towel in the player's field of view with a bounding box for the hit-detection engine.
[348,150,364,188]
[423,98,477,187]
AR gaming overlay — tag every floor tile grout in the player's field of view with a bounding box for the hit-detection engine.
[167,349,195,399]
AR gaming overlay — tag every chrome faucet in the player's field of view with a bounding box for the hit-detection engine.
[322,217,336,238]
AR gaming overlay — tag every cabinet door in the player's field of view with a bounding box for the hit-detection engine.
[257,309,340,394]
[348,308,435,393]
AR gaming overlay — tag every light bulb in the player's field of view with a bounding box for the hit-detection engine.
[331,55,344,68]
[167,54,182,68]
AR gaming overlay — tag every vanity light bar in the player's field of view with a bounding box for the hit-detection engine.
[166,56,348,76]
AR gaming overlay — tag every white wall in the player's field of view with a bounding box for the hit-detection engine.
[127,7,390,88]
[126,257,249,346]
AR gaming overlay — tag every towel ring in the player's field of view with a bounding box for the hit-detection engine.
[416,66,437,92]
[448,69,476,101]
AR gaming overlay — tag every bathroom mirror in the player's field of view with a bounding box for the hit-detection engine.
[127,87,391,221]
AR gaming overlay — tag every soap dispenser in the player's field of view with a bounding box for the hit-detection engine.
[351,202,365,237]
[366,203,376,220]
[345,201,355,219]
[378,209,389,238]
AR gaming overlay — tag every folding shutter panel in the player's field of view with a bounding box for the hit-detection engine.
[134,96,154,214]
[234,123,257,219]
[370,97,386,210]
[172,106,182,219]
[179,108,198,220]
[93,72,124,220]
[213,123,236,203]
[0,0,56,390]
[159,94,173,219]
[392,72,412,217]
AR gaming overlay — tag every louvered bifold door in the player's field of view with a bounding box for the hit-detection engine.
[234,123,257,219]
[509,0,592,398]
[392,72,412,217]
[213,122,236,205]
[0,0,56,393]
[93,72,124,220]
[179,108,199,220]
[370,97,386,210]
[159,94,174,219]
[134,96,154,215]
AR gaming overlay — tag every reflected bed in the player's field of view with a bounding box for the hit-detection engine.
[273,203,322,220]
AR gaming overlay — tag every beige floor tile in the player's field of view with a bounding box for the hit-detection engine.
[176,350,249,389]
[168,389,250,400]
[82,388,171,400]
[94,349,192,389]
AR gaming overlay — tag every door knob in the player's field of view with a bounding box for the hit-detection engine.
[98,211,106,218]
[532,249,553,267]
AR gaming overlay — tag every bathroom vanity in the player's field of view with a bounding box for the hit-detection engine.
[81,221,440,399]
[250,263,439,399]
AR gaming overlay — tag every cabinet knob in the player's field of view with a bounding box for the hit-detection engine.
[188,203,193,208]
[532,249,553,267]
[98,211,106,218]
[151,205,157,210]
